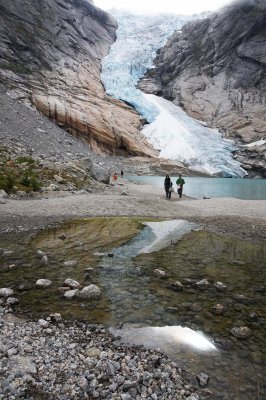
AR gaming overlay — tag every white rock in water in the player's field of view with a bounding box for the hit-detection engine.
[63,260,78,267]
[41,254,49,266]
[78,285,102,299]
[36,250,46,257]
[64,289,79,299]
[0,288,14,298]
[194,279,210,288]
[36,279,52,288]
[154,269,166,278]
[6,297,19,305]
[214,281,227,291]
[63,278,81,289]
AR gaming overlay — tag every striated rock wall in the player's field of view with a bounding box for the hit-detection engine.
[140,0,266,174]
[0,0,157,157]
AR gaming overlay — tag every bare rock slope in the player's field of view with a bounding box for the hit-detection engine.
[0,0,156,157]
[140,0,266,174]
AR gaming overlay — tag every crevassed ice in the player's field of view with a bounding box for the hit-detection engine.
[101,10,246,177]
[101,11,193,122]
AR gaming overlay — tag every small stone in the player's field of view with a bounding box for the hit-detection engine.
[211,304,224,315]
[0,288,14,298]
[194,279,210,288]
[63,278,81,289]
[230,326,251,339]
[58,233,66,240]
[64,289,79,299]
[36,279,52,288]
[214,281,227,291]
[63,260,78,267]
[6,297,19,306]
[41,254,49,266]
[170,281,183,291]
[38,319,49,328]
[154,269,166,278]
[196,372,209,387]
[49,313,62,322]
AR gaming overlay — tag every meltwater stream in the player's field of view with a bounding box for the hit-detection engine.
[101,11,245,177]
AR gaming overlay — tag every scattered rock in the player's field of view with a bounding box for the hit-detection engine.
[36,279,52,288]
[63,278,81,289]
[214,281,227,291]
[154,269,166,278]
[63,260,78,267]
[170,281,183,291]
[230,326,251,339]
[211,304,224,315]
[64,289,79,299]
[196,372,209,387]
[194,279,210,288]
[78,285,102,300]
[0,288,14,298]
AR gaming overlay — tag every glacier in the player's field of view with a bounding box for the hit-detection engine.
[101,10,246,177]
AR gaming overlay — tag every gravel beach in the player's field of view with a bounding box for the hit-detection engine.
[0,179,265,242]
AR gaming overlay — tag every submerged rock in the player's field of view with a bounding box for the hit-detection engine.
[64,289,79,299]
[196,372,209,387]
[211,304,224,315]
[170,281,183,291]
[194,279,210,289]
[154,269,166,278]
[63,260,78,267]
[214,282,227,291]
[231,326,251,339]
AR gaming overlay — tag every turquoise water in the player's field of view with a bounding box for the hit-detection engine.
[128,175,266,200]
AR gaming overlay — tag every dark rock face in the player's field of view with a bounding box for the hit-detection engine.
[0,0,156,157]
[140,0,266,174]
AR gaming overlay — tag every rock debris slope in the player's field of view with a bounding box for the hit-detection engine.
[140,0,266,176]
[0,0,156,157]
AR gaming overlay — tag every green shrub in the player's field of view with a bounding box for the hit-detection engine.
[0,172,16,193]
[20,169,41,191]
[16,156,35,165]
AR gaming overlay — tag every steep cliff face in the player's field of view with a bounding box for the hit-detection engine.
[140,0,266,172]
[0,0,156,157]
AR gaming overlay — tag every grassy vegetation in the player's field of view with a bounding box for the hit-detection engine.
[0,146,92,195]
[0,149,42,194]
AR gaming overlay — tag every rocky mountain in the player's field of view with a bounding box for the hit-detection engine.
[140,0,266,176]
[0,0,156,157]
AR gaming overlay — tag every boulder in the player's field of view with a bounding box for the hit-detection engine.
[36,279,52,288]
[77,285,102,299]
[64,289,79,299]
[230,326,252,339]
[63,278,81,289]
[0,189,8,199]
[0,288,14,298]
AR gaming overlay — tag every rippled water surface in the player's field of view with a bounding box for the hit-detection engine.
[0,217,265,399]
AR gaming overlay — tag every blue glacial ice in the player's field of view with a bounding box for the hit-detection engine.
[101,10,246,177]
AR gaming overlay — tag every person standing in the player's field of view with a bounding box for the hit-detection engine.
[121,170,124,178]
[176,174,185,198]
[164,175,172,199]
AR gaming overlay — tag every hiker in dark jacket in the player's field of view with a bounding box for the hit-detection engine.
[164,175,172,199]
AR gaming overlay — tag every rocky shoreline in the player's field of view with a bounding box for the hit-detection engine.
[0,307,205,400]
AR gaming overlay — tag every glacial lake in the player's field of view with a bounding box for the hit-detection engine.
[128,175,266,200]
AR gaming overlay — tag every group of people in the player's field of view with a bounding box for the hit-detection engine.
[112,170,124,181]
[164,174,185,200]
